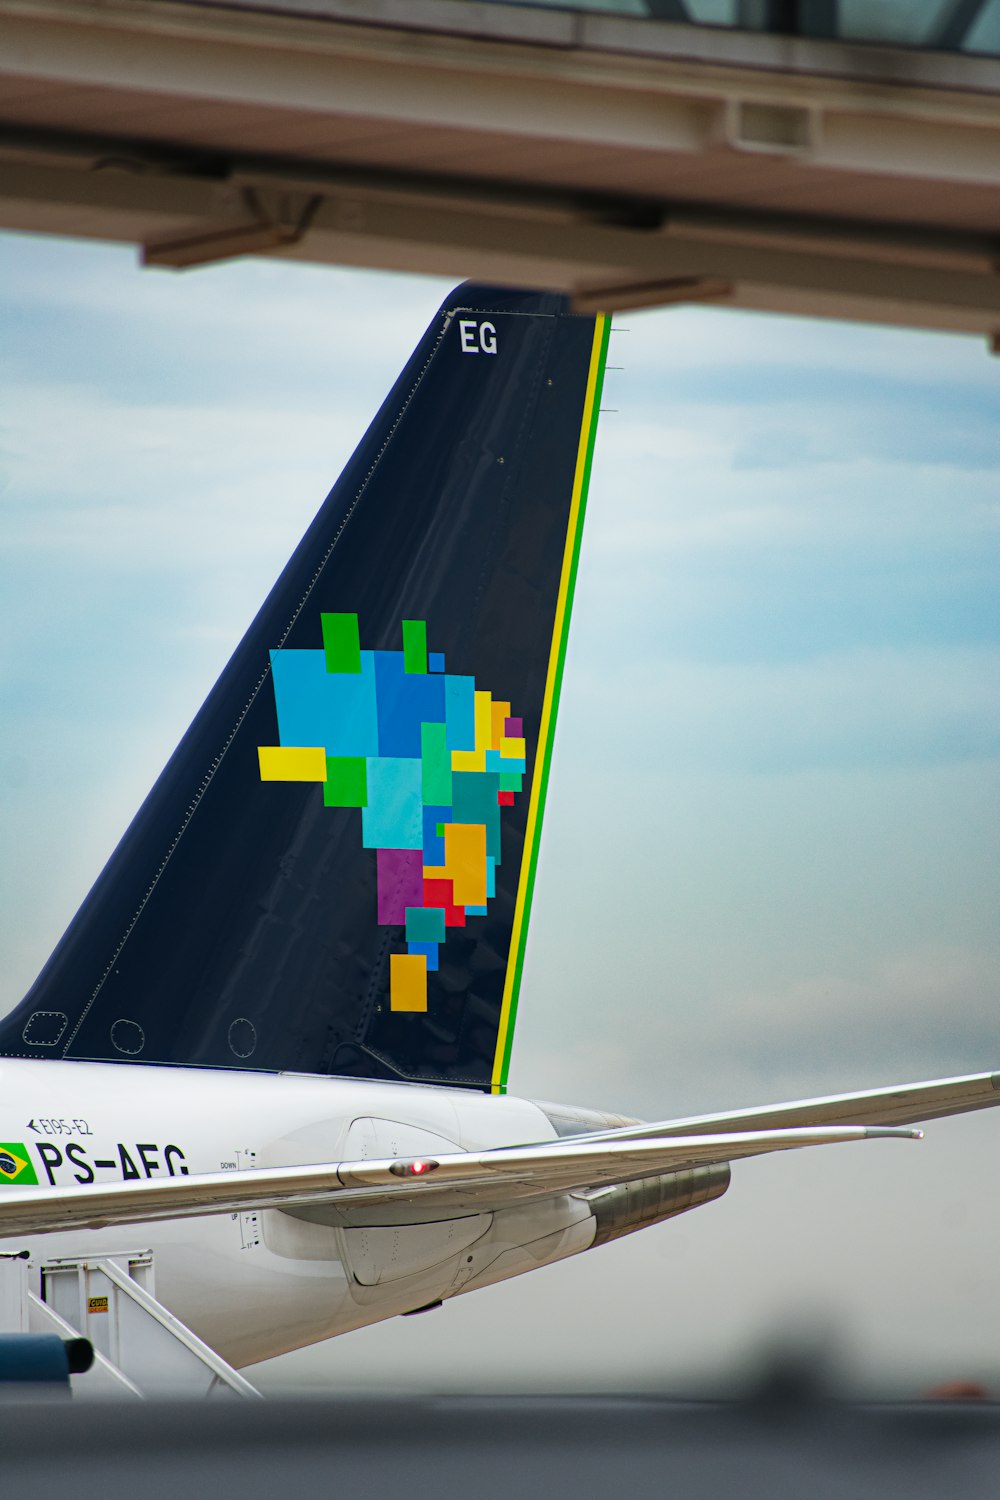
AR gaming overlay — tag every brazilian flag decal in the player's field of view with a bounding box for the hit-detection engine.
[0,1143,38,1185]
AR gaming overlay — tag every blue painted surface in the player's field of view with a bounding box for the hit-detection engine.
[374,651,446,757]
[0,1335,71,1385]
[271,649,378,756]
[445,675,476,752]
[406,941,440,971]
[422,804,450,865]
[362,757,423,849]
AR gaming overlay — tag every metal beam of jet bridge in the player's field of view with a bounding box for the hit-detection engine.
[2,0,1000,338]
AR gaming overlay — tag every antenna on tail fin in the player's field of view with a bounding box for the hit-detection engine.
[0,285,609,1090]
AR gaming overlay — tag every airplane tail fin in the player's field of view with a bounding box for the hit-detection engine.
[1,285,609,1091]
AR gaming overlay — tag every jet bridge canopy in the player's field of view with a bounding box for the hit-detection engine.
[2,0,1000,334]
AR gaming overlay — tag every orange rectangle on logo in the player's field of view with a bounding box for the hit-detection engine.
[443,823,487,907]
[390,953,428,1012]
[491,700,511,750]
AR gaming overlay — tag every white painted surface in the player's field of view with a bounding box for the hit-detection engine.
[0,1057,593,1366]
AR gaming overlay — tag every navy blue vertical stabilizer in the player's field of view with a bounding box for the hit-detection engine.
[0,285,607,1088]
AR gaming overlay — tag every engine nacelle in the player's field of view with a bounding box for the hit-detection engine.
[585,1163,731,1247]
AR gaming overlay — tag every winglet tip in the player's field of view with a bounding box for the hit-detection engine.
[864,1126,923,1141]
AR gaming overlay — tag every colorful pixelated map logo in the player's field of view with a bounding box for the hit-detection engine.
[258,614,526,1013]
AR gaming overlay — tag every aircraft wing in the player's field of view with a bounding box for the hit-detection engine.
[0,1125,917,1238]
[561,1070,1000,1146]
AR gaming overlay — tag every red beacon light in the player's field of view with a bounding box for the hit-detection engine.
[388,1158,440,1178]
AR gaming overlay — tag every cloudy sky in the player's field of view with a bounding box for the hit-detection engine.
[1,231,998,1395]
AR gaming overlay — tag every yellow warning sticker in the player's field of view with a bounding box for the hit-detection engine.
[87,1296,109,1315]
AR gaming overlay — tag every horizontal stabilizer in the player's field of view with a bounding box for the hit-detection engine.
[557,1071,1000,1146]
[0,1125,918,1238]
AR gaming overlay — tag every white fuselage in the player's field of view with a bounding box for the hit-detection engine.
[0,1060,599,1367]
